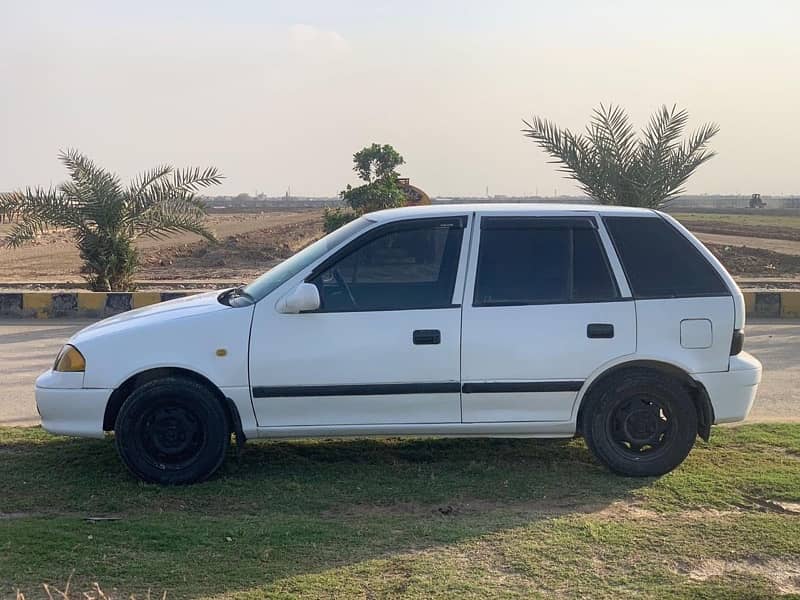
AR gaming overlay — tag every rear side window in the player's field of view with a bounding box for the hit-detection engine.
[604,216,729,299]
[473,217,619,306]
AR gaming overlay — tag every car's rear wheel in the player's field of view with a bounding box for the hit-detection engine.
[115,377,229,485]
[581,370,697,477]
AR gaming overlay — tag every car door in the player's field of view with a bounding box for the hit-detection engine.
[249,215,471,427]
[460,213,636,423]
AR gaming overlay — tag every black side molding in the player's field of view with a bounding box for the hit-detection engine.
[253,382,460,398]
[461,381,583,394]
[253,380,584,398]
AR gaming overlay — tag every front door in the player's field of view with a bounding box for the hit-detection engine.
[460,214,636,422]
[249,215,470,427]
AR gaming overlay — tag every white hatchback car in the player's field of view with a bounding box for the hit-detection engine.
[36,204,762,484]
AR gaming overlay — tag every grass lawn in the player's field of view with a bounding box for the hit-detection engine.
[2,424,800,599]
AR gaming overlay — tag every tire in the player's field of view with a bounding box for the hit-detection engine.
[581,369,697,477]
[114,377,229,485]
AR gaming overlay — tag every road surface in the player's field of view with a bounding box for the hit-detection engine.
[0,319,797,427]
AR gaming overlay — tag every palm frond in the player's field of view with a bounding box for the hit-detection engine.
[681,121,720,159]
[655,122,720,205]
[128,165,174,196]
[522,117,588,178]
[171,167,224,193]
[641,104,688,158]
[133,198,216,242]
[5,220,47,247]
[1,187,82,247]
[523,104,719,207]
[58,149,125,230]
[1,187,82,245]
[589,103,638,170]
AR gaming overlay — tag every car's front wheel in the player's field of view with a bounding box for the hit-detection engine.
[115,377,229,484]
[581,370,698,477]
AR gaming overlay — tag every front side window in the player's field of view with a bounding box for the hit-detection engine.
[473,217,619,306]
[242,216,372,301]
[310,218,465,312]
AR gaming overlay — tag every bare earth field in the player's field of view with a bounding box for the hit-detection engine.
[673,212,800,242]
[1,209,800,286]
[0,209,324,285]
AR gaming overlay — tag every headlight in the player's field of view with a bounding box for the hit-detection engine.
[53,345,86,372]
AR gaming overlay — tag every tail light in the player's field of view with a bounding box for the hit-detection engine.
[730,329,744,355]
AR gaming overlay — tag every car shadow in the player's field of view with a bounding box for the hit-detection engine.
[1,431,656,596]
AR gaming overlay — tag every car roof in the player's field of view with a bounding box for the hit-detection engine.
[366,203,657,222]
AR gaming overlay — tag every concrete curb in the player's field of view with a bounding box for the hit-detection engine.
[743,291,800,318]
[0,291,197,318]
[0,290,799,319]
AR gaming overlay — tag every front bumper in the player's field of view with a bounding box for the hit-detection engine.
[694,352,762,424]
[36,370,111,438]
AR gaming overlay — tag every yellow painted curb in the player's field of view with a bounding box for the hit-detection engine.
[132,292,162,309]
[77,292,107,312]
[22,293,52,318]
[780,291,800,318]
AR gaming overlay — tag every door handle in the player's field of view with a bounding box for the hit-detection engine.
[413,329,441,345]
[587,323,614,339]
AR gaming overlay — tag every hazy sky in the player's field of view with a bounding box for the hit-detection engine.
[1,0,799,197]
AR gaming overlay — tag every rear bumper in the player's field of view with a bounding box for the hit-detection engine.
[694,352,762,424]
[36,371,111,438]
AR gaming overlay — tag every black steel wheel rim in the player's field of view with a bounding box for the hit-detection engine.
[605,394,675,459]
[136,399,206,471]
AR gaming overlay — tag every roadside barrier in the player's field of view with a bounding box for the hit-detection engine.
[0,291,195,318]
[0,290,798,318]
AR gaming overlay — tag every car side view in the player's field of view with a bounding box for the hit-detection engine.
[36,204,762,484]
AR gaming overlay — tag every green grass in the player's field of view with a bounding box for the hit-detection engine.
[2,425,800,599]
[673,212,800,231]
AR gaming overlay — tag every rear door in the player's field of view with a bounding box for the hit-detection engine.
[460,214,636,422]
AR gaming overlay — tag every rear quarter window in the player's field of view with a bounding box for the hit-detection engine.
[603,216,729,299]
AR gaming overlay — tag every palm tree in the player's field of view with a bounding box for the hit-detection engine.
[0,150,222,291]
[522,104,719,208]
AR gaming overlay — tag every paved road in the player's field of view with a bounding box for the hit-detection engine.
[0,319,797,427]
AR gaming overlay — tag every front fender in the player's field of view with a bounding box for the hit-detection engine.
[77,305,255,390]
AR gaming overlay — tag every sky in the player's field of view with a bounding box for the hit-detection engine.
[1,0,799,198]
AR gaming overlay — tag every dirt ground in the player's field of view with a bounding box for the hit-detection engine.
[680,220,800,242]
[140,215,324,281]
[0,209,323,285]
[707,243,800,278]
[694,232,800,257]
[2,208,800,287]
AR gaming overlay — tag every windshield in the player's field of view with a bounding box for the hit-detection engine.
[241,216,372,301]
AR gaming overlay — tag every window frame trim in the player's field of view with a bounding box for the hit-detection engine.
[305,215,469,314]
[471,215,623,308]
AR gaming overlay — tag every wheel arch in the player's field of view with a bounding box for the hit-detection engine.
[574,359,714,441]
[102,367,245,441]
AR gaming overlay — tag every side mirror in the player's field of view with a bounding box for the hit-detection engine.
[276,282,320,314]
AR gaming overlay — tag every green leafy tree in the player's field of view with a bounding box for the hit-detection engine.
[0,150,222,291]
[325,143,408,232]
[522,104,719,208]
[352,143,405,183]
